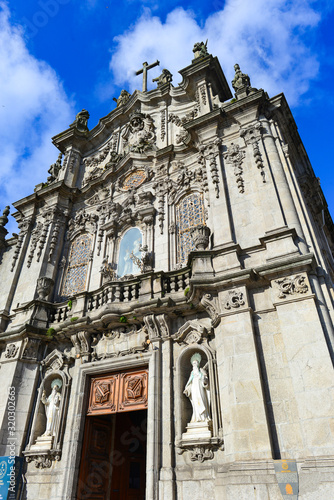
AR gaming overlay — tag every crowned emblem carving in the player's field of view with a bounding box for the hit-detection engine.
[122,111,156,153]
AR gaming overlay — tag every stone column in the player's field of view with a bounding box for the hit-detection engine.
[146,346,161,500]
[261,119,307,251]
[159,338,175,499]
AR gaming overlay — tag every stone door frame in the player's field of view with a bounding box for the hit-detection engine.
[60,350,159,500]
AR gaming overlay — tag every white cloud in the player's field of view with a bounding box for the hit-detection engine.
[0,2,74,234]
[109,0,324,104]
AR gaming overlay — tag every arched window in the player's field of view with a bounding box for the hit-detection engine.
[61,234,92,298]
[176,192,205,265]
[117,228,142,278]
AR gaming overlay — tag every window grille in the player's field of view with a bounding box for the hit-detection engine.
[176,193,205,265]
[61,234,92,298]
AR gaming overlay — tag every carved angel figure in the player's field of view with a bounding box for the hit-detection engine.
[122,111,156,153]
[184,353,211,423]
[41,379,62,437]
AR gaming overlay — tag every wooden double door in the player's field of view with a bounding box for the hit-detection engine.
[77,369,148,500]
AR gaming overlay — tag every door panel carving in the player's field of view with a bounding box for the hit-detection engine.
[118,371,148,412]
[87,369,148,416]
[87,375,118,415]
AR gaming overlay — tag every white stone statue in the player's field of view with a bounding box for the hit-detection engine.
[41,378,62,437]
[184,353,211,423]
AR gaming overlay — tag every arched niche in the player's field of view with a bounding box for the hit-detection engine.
[24,349,73,467]
[117,227,142,278]
[174,321,223,459]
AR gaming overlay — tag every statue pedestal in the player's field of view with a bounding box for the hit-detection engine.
[182,421,212,441]
[30,434,53,451]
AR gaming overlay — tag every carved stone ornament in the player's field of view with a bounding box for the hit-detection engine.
[100,258,117,283]
[122,111,156,153]
[26,452,61,469]
[22,338,40,361]
[113,89,131,107]
[223,143,246,193]
[71,331,91,362]
[11,217,32,272]
[67,208,98,240]
[201,293,220,328]
[231,63,257,98]
[36,276,54,300]
[143,314,170,340]
[92,324,149,360]
[275,274,309,299]
[190,225,211,250]
[224,290,245,310]
[190,446,214,462]
[47,153,62,184]
[5,343,19,359]
[198,139,221,198]
[192,40,209,60]
[152,68,173,87]
[240,123,266,183]
[173,320,210,345]
[70,108,90,133]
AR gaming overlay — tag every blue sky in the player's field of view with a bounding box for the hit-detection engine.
[1,0,334,235]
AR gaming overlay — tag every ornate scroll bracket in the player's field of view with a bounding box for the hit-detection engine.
[71,331,91,362]
[143,314,170,341]
[240,123,266,183]
[223,143,246,193]
[275,274,308,299]
[200,293,220,328]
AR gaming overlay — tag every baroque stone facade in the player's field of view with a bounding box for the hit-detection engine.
[0,45,334,500]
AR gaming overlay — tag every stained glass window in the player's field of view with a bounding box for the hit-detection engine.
[122,170,146,190]
[61,234,92,298]
[176,193,205,264]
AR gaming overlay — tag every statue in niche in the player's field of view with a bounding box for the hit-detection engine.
[117,228,142,278]
[41,378,62,437]
[184,353,211,423]
[122,111,156,153]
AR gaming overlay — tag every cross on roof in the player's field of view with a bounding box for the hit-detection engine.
[135,60,160,92]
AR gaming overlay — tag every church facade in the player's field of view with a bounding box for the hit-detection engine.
[0,43,334,499]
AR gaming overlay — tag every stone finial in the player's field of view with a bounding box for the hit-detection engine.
[70,109,90,133]
[113,89,131,107]
[231,64,257,98]
[192,40,209,60]
[36,276,54,301]
[152,69,173,87]
[0,206,10,228]
[190,225,211,250]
